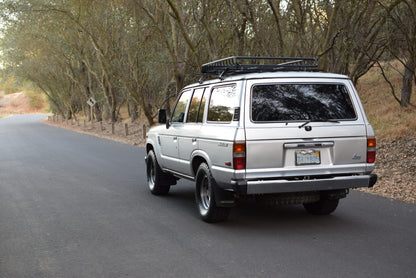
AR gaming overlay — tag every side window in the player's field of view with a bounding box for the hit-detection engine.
[207,85,238,122]
[171,90,192,123]
[187,88,206,123]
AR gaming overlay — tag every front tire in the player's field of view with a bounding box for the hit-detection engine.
[195,163,231,223]
[146,150,170,195]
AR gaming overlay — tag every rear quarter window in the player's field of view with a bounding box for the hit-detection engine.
[207,85,238,122]
[251,83,356,122]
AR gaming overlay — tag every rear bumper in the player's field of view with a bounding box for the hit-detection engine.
[231,174,377,195]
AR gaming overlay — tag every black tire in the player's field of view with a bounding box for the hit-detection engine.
[195,163,231,223]
[303,198,339,215]
[146,150,170,195]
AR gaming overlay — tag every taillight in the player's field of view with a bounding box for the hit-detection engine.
[233,142,246,170]
[367,138,376,163]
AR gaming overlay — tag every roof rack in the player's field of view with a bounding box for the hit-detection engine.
[200,56,319,80]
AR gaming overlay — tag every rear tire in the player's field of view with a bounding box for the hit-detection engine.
[303,198,339,215]
[146,150,170,195]
[195,163,231,223]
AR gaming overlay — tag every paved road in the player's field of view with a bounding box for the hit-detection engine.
[1,114,415,278]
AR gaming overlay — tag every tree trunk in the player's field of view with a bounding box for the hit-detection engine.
[289,0,303,57]
[401,59,415,107]
[130,101,138,122]
[143,103,154,126]
[267,0,284,54]
[94,105,103,122]
[319,0,340,71]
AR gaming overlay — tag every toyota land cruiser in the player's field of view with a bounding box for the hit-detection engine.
[145,57,377,222]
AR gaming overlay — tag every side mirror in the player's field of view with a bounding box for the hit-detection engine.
[158,109,171,129]
[158,109,167,124]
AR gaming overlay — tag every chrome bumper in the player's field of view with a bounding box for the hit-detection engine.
[231,174,377,195]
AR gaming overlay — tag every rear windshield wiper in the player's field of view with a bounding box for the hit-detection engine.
[298,119,340,129]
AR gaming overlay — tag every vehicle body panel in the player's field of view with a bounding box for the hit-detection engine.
[146,71,376,195]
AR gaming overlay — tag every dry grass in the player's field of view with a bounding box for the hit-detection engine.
[356,61,416,141]
[0,91,47,114]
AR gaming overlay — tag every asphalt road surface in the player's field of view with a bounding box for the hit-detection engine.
[1,114,415,278]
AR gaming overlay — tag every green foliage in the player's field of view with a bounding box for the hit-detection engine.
[0,76,20,95]
[25,90,45,109]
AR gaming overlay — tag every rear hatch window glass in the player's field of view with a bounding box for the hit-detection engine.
[251,84,356,122]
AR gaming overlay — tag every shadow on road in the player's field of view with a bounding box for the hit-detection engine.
[156,180,366,234]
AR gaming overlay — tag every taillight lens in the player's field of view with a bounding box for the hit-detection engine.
[233,143,246,170]
[367,138,376,163]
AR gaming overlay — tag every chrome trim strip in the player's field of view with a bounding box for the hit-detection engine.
[245,175,371,194]
[284,141,334,149]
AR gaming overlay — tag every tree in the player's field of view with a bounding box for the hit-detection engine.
[1,0,413,126]
[383,0,416,107]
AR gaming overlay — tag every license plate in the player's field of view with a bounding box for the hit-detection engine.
[295,150,321,165]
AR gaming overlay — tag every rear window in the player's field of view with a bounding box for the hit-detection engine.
[251,84,356,122]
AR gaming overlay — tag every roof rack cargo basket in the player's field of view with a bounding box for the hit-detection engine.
[201,56,319,78]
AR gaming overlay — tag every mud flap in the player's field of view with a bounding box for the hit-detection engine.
[369,174,378,188]
[213,185,236,207]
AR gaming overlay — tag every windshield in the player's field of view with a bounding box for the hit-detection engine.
[251,83,356,122]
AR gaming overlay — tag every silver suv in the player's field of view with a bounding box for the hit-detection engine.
[145,57,377,222]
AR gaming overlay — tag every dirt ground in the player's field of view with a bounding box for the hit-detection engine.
[0,91,43,114]
[361,135,416,203]
[45,116,148,146]
[44,116,416,204]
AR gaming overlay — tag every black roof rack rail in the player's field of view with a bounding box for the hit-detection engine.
[200,56,319,79]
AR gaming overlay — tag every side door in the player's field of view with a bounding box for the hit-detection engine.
[158,90,192,171]
[177,88,207,176]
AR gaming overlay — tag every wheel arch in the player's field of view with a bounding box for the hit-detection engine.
[191,150,211,177]
[146,142,154,153]
[192,156,207,177]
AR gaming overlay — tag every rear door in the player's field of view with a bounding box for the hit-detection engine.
[176,87,207,176]
[244,78,368,180]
